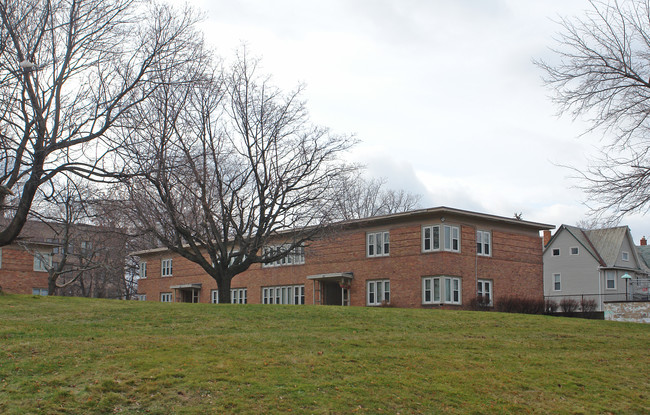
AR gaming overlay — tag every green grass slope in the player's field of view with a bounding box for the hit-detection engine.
[1,294,648,414]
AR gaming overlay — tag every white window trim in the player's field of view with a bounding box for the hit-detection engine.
[553,273,561,291]
[367,231,390,258]
[139,261,147,279]
[570,247,579,256]
[605,270,616,290]
[422,276,461,305]
[261,285,305,305]
[477,279,493,306]
[160,292,173,302]
[33,251,52,272]
[262,244,305,267]
[212,288,248,304]
[161,258,173,277]
[622,251,629,261]
[443,225,461,253]
[32,288,48,296]
[477,230,491,257]
[367,279,390,306]
[422,225,441,252]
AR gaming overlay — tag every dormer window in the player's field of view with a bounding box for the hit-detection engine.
[622,251,629,261]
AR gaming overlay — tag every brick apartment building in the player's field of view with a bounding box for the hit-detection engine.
[136,207,554,308]
[0,220,127,298]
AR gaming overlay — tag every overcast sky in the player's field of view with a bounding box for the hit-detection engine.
[173,0,650,242]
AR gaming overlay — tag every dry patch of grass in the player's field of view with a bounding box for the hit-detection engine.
[0,294,648,414]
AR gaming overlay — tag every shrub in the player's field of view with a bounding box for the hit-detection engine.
[559,298,579,313]
[545,299,558,314]
[495,296,545,315]
[580,298,598,313]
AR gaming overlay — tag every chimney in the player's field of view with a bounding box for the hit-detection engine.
[543,230,552,247]
[641,236,647,246]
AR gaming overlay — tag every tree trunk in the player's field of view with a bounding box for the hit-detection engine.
[217,275,232,304]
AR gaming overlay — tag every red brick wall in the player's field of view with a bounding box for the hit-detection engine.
[0,246,49,294]
[137,219,544,308]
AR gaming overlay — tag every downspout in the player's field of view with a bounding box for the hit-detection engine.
[597,267,602,312]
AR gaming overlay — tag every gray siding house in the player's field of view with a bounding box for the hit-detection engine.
[543,225,647,311]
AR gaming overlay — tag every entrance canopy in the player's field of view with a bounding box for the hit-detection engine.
[306,272,353,282]
[170,283,202,289]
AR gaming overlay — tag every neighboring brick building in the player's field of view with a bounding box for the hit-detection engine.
[135,207,554,308]
[0,220,127,297]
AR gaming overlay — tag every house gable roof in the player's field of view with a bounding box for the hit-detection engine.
[546,224,645,271]
[545,224,605,266]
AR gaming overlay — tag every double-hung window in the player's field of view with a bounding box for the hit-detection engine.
[423,225,460,252]
[367,231,390,257]
[443,225,460,252]
[139,262,147,279]
[422,225,440,252]
[367,280,390,305]
[262,244,305,267]
[211,288,248,304]
[605,270,616,289]
[422,276,461,305]
[553,273,561,291]
[33,251,51,272]
[261,285,305,305]
[477,279,492,306]
[161,258,173,277]
[476,230,491,256]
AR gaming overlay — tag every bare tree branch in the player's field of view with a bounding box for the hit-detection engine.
[120,50,355,303]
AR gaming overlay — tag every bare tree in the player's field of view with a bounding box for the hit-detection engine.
[536,0,650,220]
[26,180,128,297]
[0,0,200,246]
[120,51,354,303]
[330,172,421,220]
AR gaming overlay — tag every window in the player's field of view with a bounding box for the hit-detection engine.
[0,247,3,269]
[622,251,629,261]
[477,279,493,306]
[552,248,560,256]
[33,251,52,272]
[160,292,172,302]
[47,238,60,254]
[422,276,461,305]
[81,241,92,255]
[138,294,147,301]
[570,247,579,255]
[477,230,491,256]
[423,225,460,252]
[422,225,440,252]
[139,262,147,279]
[261,285,305,305]
[262,244,305,267]
[32,288,48,296]
[606,270,616,289]
[161,258,173,277]
[211,289,248,304]
[367,280,390,306]
[553,273,561,291]
[367,231,390,257]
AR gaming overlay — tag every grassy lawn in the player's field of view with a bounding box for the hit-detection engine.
[1,294,649,414]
